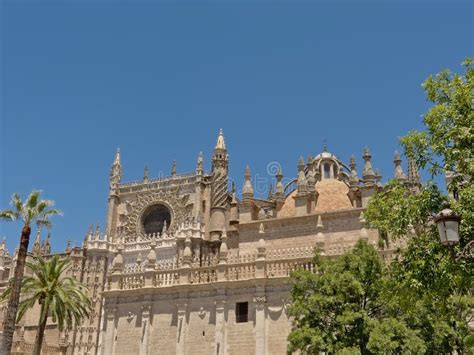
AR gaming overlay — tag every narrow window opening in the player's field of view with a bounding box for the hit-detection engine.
[236,302,248,323]
[324,163,331,179]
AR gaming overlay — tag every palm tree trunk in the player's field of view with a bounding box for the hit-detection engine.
[33,301,48,355]
[1,224,31,354]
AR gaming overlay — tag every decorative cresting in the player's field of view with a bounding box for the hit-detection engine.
[121,189,190,242]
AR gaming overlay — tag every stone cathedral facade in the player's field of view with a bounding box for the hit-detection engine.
[0,130,420,355]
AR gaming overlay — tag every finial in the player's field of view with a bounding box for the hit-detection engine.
[297,157,308,194]
[350,154,356,169]
[375,169,382,187]
[349,154,359,186]
[393,151,406,180]
[110,148,122,189]
[243,165,254,200]
[245,165,251,180]
[32,228,42,255]
[215,128,226,150]
[275,166,284,200]
[143,165,149,183]
[171,160,177,176]
[316,215,324,234]
[65,240,71,253]
[407,157,421,191]
[114,147,121,165]
[362,147,375,182]
[196,151,204,174]
[298,156,305,171]
[42,230,51,255]
[276,166,283,181]
[267,184,274,200]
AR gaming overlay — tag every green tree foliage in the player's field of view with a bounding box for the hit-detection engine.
[364,58,473,353]
[0,191,61,354]
[401,58,473,184]
[1,256,92,355]
[287,241,424,354]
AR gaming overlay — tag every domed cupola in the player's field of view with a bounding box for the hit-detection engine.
[311,148,350,182]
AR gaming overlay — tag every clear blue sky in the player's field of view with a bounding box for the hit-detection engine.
[1,1,472,253]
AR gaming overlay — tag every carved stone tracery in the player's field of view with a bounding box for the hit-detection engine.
[121,190,190,241]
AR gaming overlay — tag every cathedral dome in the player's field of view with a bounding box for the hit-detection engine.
[278,179,352,217]
[314,179,352,212]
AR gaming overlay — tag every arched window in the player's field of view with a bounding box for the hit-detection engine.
[324,163,331,179]
[141,204,171,235]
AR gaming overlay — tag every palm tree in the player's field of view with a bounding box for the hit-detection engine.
[0,191,61,354]
[1,256,92,355]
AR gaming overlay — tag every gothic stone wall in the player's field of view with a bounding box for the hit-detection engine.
[101,284,292,355]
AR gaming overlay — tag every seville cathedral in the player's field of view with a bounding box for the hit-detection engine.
[0,129,420,355]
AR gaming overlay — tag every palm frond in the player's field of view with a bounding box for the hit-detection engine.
[11,193,23,213]
[3,190,61,228]
[26,190,41,210]
[4,254,93,332]
[0,209,18,221]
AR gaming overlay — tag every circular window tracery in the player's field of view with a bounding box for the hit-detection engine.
[141,204,172,235]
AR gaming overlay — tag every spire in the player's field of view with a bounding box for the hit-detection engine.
[407,157,421,191]
[230,181,239,225]
[393,151,406,181]
[42,231,51,255]
[95,225,100,240]
[196,151,204,175]
[171,160,177,176]
[113,147,121,166]
[143,165,149,183]
[267,184,274,200]
[349,154,359,186]
[210,129,229,239]
[32,229,42,255]
[275,167,284,200]
[242,165,254,200]
[297,156,308,194]
[215,128,226,150]
[362,147,375,182]
[375,169,382,188]
[212,128,228,168]
[109,147,122,189]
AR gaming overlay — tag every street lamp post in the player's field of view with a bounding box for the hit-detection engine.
[434,205,473,259]
[434,206,461,246]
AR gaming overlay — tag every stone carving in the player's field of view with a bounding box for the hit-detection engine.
[123,190,190,241]
[117,201,131,228]
[198,306,206,319]
[253,296,267,304]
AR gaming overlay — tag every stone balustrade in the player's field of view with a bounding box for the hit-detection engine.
[107,255,314,292]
